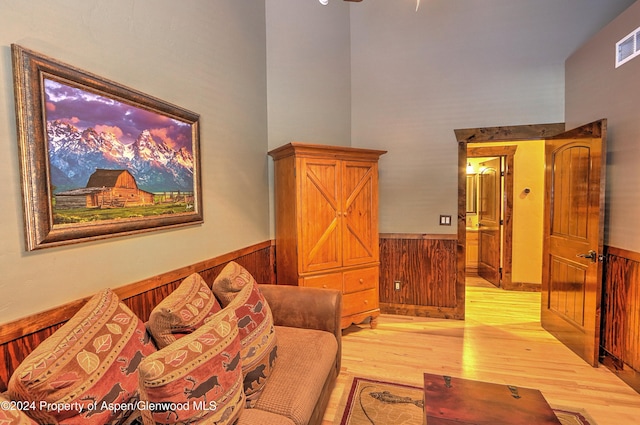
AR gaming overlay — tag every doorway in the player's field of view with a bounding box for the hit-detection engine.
[455,121,608,369]
[453,123,565,320]
[466,142,547,292]
[465,156,502,280]
[466,147,516,289]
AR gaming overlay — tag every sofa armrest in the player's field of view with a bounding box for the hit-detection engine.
[258,284,342,372]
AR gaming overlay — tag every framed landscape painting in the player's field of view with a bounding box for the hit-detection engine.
[12,44,203,250]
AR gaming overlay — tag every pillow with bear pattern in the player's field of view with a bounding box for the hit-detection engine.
[8,288,156,425]
[212,261,278,406]
[147,273,221,348]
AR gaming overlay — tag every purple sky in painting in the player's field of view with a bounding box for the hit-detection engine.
[44,79,193,151]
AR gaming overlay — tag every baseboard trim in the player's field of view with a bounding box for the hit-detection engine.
[380,302,463,320]
[501,281,541,292]
[601,352,640,394]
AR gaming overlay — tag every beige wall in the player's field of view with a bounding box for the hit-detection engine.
[511,142,545,284]
[566,1,640,253]
[266,0,352,149]
[265,0,353,237]
[0,0,270,323]
[348,0,634,235]
[349,2,560,235]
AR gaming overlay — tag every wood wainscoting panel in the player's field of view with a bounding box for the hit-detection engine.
[602,246,640,393]
[0,241,275,392]
[379,234,460,319]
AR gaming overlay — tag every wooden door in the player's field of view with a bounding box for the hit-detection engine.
[541,120,607,367]
[342,160,379,267]
[478,157,502,286]
[299,158,342,273]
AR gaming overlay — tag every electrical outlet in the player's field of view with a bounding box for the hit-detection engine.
[394,280,401,291]
[440,215,452,226]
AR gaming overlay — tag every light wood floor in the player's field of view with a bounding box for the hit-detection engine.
[322,276,640,425]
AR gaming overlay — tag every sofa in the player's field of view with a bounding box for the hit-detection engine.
[1,262,342,425]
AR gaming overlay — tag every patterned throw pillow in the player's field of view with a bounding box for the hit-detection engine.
[138,308,244,425]
[212,262,278,406]
[0,393,38,425]
[148,273,221,348]
[8,289,156,425]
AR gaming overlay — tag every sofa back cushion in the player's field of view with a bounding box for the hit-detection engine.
[8,288,156,424]
[138,308,244,425]
[212,261,278,405]
[147,273,221,348]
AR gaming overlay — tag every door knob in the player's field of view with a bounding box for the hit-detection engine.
[576,250,597,263]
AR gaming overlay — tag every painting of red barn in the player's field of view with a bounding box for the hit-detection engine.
[55,169,155,210]
[12,45,202,250]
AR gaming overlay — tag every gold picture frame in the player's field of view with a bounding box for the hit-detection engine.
[12,44,203,250]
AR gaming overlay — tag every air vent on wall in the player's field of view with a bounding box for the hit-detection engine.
[616,26,640,68]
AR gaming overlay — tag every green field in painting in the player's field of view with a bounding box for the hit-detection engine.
[53,203,192,224]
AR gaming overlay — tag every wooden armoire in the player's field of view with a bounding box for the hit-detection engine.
[268,142,386,329]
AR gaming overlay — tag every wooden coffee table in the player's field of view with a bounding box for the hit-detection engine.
[423,373,562,424]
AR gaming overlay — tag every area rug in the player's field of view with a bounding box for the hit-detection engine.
[335,376,597,425]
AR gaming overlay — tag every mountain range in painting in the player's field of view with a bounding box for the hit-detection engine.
[47,120,194,193]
